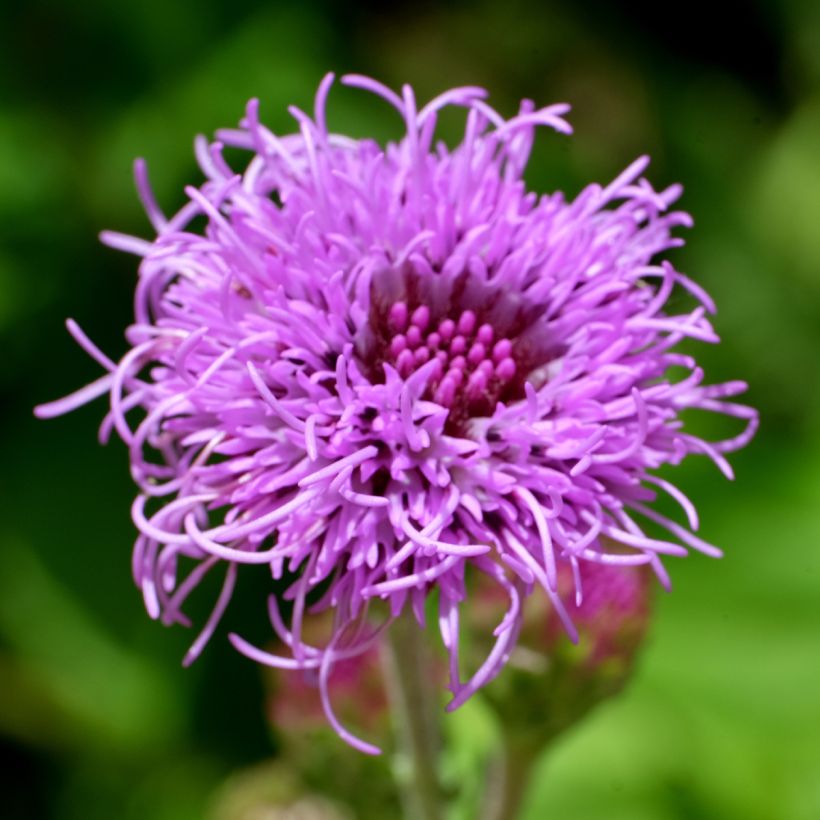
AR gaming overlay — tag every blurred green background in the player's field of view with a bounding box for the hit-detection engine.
[1,0,819,817]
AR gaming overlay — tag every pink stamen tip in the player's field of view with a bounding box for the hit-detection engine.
[467,342,486,366]
[477,323,494,345]
[457,310,477,335]
[450,355,466,372]
[426,332,441,350]
[477,359,494,378]
[438,319,456,340]
[495,357,516,381]
[414,347,431,365]
[466,370,488,398]
[389,302,409,332]
[389,335,407,358]
[435,377,457,407]
[449,336,466,355]
[492,338,513,363]
[396,349,414,376]
[411,305,431,331]
[430,359,444,382]
[446,368,464,387]
[435,350,449,366]
[406,326,422,348]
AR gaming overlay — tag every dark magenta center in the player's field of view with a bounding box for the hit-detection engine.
[385,300,518,410]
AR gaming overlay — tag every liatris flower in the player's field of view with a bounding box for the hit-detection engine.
[465,562,653,820]
[474,561,652,743]
[35,74,757,753]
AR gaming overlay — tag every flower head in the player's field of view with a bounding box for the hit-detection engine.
[36,74,757,753]
[472,560,653,745]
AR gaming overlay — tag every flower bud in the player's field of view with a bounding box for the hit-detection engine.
[473,561,652,744]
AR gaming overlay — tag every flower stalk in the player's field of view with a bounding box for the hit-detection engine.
[480,730,543,820]
[383,613,444,820]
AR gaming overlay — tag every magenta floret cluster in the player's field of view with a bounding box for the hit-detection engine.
[37,75,756,752]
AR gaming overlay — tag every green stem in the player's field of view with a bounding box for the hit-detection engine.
[480,732,541,820]
[382,613,444,820]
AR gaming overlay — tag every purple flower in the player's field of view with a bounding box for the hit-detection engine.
[36,74,757,753]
